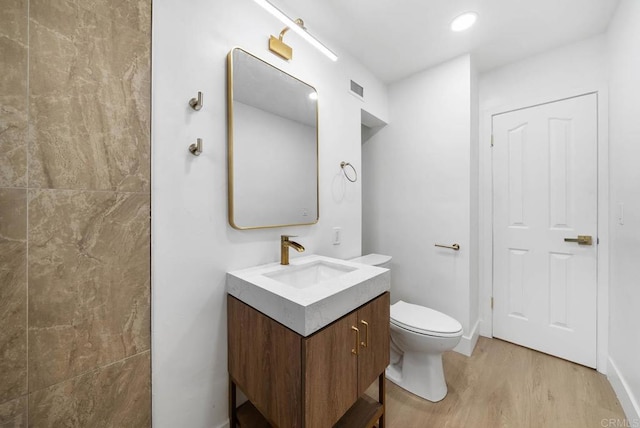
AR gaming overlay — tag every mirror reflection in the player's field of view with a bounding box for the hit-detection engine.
[228,48,319,230]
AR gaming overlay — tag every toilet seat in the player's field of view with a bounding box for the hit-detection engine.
[390,300,463,338]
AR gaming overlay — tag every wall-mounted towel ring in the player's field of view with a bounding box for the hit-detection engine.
[340,161,357,182]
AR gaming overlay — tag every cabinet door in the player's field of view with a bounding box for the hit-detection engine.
[357,292,390,396]
[304,313,359,428]
[228,296,303,427]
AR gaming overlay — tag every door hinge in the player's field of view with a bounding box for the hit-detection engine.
[491,297,494,310]
[490,135,494,147]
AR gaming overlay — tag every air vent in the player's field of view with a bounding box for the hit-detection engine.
[350,79,364,100]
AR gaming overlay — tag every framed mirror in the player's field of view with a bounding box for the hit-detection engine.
[227,48,319,230]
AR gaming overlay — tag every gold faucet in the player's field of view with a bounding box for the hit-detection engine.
[281,235,305,265]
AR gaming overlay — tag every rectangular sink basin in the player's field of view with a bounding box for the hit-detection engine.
[263,260,357,289]
[226,255,390,336]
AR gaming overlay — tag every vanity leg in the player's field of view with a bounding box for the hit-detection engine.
[378,373,386,428]
[229,378,237,427]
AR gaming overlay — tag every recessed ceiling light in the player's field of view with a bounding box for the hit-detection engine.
[450,12,478,32]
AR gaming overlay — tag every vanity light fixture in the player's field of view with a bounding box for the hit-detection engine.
[253,0,338,62]
[450,11,478,32]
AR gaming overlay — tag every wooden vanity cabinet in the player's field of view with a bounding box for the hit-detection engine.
[228,292,390,428]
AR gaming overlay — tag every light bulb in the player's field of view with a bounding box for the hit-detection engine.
[451,12,478,32]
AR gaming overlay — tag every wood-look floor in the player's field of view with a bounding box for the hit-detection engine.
[366,337,626,428]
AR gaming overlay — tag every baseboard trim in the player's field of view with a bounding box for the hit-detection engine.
[453,319,480,357]
[608,357,640,423]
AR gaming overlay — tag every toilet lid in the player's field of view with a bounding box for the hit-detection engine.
[349,254,392,266]
[390,300,463,337]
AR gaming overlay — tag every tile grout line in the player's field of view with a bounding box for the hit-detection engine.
[25,0,30,423]
[29,350,151,396]
[30,187,150,195]
[0,186,150,195]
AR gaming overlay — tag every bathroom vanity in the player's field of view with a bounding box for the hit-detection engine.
[226,255,390,427]
[228,292,389,427]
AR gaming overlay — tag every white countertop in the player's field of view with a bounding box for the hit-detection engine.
[226,255,390,336]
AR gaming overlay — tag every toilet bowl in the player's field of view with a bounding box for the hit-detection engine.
[350,254,463,402]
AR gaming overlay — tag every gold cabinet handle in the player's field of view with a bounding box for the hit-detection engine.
[360,320,369,348]
[351,326,360,355]
[564,235,593,246]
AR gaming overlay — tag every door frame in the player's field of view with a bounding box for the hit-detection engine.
[479,87,610,373]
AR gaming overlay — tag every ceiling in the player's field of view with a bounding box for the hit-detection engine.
[275,0,620,83]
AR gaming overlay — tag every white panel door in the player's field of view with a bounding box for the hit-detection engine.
[492,94,598,368]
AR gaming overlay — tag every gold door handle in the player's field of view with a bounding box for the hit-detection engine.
[564,235,593,246]
[351,326,360,355]
[360,320,369,348]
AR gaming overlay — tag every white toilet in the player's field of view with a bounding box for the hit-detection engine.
[350,254,463,402]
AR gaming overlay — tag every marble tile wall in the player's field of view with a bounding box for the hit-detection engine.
[0,0,28,188]
[28,190,151,391]
[29,352,151,427]
[0,0,151,426]
[28,0,151,192]
[0,190,27,407]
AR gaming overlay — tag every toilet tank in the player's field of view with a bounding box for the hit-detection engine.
[350,254,392,269]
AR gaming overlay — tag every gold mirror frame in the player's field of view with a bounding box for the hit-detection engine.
[227,47,319,230]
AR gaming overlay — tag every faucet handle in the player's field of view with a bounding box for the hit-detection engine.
[281,235,298,240]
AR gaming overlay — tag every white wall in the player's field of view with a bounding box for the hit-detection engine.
[477,36,609,370]
[152,0,388,426]
[469,58,480,336]
[479,35,608,111]
[362,55,477,353]
[607,0,640,421]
